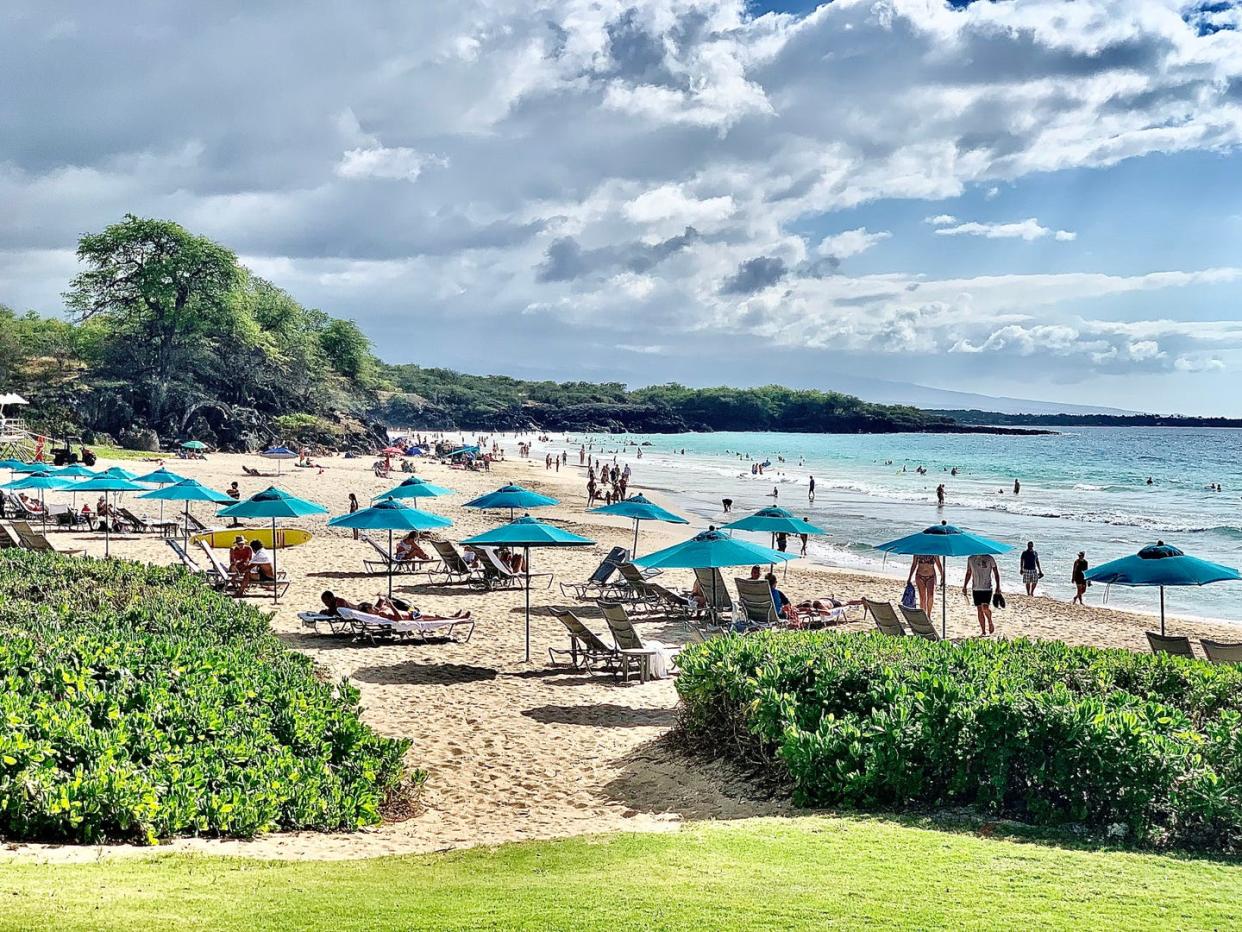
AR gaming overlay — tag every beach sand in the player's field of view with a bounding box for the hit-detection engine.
[7,447,1241,863]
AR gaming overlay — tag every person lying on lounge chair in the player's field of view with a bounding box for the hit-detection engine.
[496,546,525,573]
[321,590,358,615]
[796,595,864,616]
[395,532,432,562]
[358,596,471,623]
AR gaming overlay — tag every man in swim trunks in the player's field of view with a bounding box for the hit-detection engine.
[962,552,1001,636]
[1020,541,1043,596]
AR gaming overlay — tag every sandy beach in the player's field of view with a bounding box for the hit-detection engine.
[7,445,1242,863]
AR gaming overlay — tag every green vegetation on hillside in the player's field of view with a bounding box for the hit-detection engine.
[2,818,1240,930]
[379,364,987,434]
[1,215,383,450]
[678,632,1242,850]
[0,551,413,843]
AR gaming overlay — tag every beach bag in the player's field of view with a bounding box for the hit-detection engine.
[901,584,917,609]
[991,592,1006,609]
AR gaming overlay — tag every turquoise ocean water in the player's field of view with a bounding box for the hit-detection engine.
[542,427,1242,624]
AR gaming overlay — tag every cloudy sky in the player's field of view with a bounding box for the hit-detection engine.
[3,1,1242,414]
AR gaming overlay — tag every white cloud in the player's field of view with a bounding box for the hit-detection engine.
[933,218,1075,241]
[623,184,736,227]
[817,228,891,259]
[336,147,443,183]
[925,215,958,226]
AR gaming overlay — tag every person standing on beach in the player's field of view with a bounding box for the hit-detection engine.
[1020,541,1043,596]
[722,498,733,513]
[908,553,943,618]
[1072,551,1089,604]
[808,476,815,503]
[775,532,788,553]
[962,552,1001,636]
[936,483,945,507]
[348,493,360,540]
[799,527,809,557]
[1013,479,1021,495]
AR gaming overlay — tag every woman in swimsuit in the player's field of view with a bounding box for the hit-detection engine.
[907,553,944,617]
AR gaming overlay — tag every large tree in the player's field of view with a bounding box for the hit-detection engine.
[64,214,242,430]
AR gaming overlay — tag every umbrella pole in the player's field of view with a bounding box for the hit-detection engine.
[388,529,394,599]
[633,519,639,557]
[524,545,531,663]
[271,516,279,604]
[942,558,948,640]
[105,492,111,558]
[40,490,46,537]
[1160,586,1165,637]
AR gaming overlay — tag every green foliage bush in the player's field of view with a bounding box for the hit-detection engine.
[676,631,1242,849]
[0,551,415,844]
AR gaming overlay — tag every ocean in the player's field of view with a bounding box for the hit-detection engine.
[536,427,1242,624]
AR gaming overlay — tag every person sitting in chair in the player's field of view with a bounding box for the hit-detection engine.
[238,540,276,595]
[395,531,432,563]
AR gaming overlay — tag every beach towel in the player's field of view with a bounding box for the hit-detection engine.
[901,583,917,609]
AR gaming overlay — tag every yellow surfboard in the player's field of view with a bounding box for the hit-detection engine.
[192,527,314,550]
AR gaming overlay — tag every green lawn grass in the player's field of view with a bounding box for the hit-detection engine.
[2,816,1239,931]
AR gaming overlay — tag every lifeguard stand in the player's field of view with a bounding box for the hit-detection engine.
[0,393,37,462]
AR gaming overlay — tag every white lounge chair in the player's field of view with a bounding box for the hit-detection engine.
[337,606,474,644]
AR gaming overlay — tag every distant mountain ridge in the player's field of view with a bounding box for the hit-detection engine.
[821,375,1141,417]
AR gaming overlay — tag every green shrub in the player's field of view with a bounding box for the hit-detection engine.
[0,551,416,844]
[676,632,1242,849]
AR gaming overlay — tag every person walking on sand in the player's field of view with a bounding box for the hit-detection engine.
[799,527,809,557]
[1072,551,1089,604]
[808,476,815,503]
[1013,479,1021,495]
[1020,541,1043,596]
[348,493,360,540]
[907,553,943,617]
[962,552,1001,636]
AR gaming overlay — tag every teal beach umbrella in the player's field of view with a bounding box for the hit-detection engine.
[462,515,594,662]
[134,468,190,525]
[329,499,453,598]
[464,483,558,519]
[100,466,140,482]
[181,440,207,450]
[723,506,827,577]
[1086,541,1241,636]
[374,476,455,503]
[53,464,97,479]
[217,487,327,602]
[139,478,233,544]
[875,520,1013,638]
[634,529,791,625]
[589,493,687,554]
[71,475,151,557]
[2,471,65,535]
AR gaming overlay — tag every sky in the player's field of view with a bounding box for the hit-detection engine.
[2,1,1242,415]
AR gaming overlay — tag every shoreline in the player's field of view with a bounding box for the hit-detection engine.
[5,445,1242,864]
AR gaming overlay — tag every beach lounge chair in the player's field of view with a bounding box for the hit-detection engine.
[196,539,288,598]
[1201,639,1242,664]
[558,546,630,600]
[10,520,82,556]
[0,523,19,548]
[1146,631,1194,658]
[165,537,205,574]
[4,493,42,520]
[361,536,441,577]
[116,507,174,535]
[428,540,485,585]
[898,604,941,641]
[336,606,474,644]
[864,598,906,637]
[692,567,734,618]
[734,578,787,629]
[645,581,695,619]
[599,602,680,682]
[296,611,356,636]
[475,547,553,591]
[612,562,663,610]
[548,609,622,675]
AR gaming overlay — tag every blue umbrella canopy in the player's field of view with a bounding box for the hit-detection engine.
[589,494,687,525]
[330,500,453,598]
[461,515,593,548]
[217,486,327,519]
[875,521,1011,557]
[462,515,594,662]
[99,466,140,482]
[72,475,150,493]
[445,445,479,457]
[134,468,188,485]
[138,478,233,503]
[10,462,45,474]
[463,483,558,515]
[52,464,97,479]
[634,529,792,569]
[181,440,208,450]
[329,499,453,532]
[0,459,28,471]
[259,446,298,459]
[723,506,825,536]
[1086,541,1241,636]
[589,493,687,553]
[374,476,455,502]
[2,471,69,491]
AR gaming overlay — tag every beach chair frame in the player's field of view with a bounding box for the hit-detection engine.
[548,609,623,676]
[360,536,442,577]
[897,604,941,641]
[1146,631,1195,658]
[1201,639,1242,664]
[864,598,906,637]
